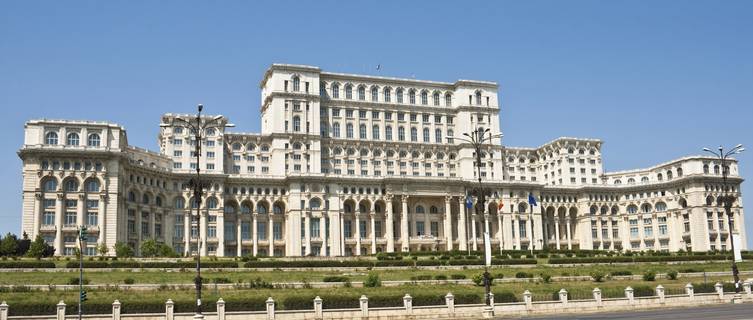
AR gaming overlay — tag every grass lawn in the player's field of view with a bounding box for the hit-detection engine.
[0,260,749,285]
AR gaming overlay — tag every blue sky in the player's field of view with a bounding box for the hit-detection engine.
[1,1,752,246]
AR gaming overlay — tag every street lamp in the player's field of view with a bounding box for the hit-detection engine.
[702,144,744,295]
[161,104,234,319]
[450,127,502,307]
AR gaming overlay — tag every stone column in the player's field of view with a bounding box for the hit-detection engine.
[236,215,242,257]
[715,282,724,300]
[183,212,190,256]
[686,283,694,299]
[252,213,258,256]
[340,213,345,255]
[304,211,311,256]
[355,212,362,256]
[199,208,207,256]
[370,213,377,254]
[554,218,561,250]
[523,290,532,310]
[32,193,42,239]
[217,210,225,256]
[445,196,453,251]
[56,300,65,320]
[217,298,225,320]
[112,300,121,320]
[385,196,395,253]
[401,196,409,252]
[625,286,634,303]
[403,294,412,313]
[458,200,468,251]
[656,285,665,304]
[566,219,572,250]
[593,288,602,307]
[0,301,8,320]
[165,299,174,320]
[98,194,107,248]
[359,295,369,318]
[497,213,504,253]
[268,214,274,256]
[313,296,322,319]
[445,293,454,314]
[54,193,64,256]
[526,216,533,250]
[266,297,275,320]
[471,214,478,251]
[77,194,85,230]
[559,289,568,305]
[321,215,328,256]
[513,214,520,250]
[596,218,603,250]
[502,210,513,250]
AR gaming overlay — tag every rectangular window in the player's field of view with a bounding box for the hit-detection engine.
[241,222,251,240]
[359,221,367,239]
[43,212,55,225]
[344,220,352,238]
[65,212,77,226]
[416,221,425,236]
[374,220,382,238]
[430,221,439,236]
[519,221,527,238]
[86,212,98,226]
[311,218,320,238]
[274,222,282,240]
[257,222,266,240]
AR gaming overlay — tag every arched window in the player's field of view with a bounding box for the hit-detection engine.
[206,128,216,137]
[175,197,185,209]
[292,116,301,132]
[627,178,635,185]
[600,206,608,215]
[434,129,442,143]
[415,205,425,213]
[359,124,367,139]
[344,203,352,213]
[590,206,598,215]
[371,87,378,101]
[447,129,454,143]
[517,203,528,213]
[66,133,79,146]
[155,196,163,207]
[627,205,638,214]
[713,165,720,174]
[641,203,652,213]
[614,180,622,185]
[372,125,380,140]
[430,206,439,214]
[677,168,683,177]
[398,126,405,141]
[475,91,482,105]
[384,87,391,102]
[292,76,300,91]
[706,196,714,206]
[273,203,284,214]
[128,192,136,202]
[641,177,649,183]
[257,203,268,214]
[408,89,416,104]
[331,83,340,98]
[191,197,199,209]
[87,133,100,147]
[85,179,100,192]
[611,206,618,215]
[445,93,452,106]
[422,128,430,142]
[655,202,667,212]
[224,205,235,214]
[703,164,709,174]
[657,173,663,181]
[241,204,251,214]
[45,132,58,145]
[346,123,354,139]
[666,170,673,179]
[207,197,218,209]
[358,86,366,100]
[232,142,242,151]
[385,126,393,140]
[310,198,321,209]
[345,84,353,99]
[420,90,428,105]
[411,127,418,142]
[142,194,150,205]
[433,92,440,106]
[64,179,78,192]
[333,123,341,138]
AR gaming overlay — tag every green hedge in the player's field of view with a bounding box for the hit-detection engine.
[0,261,56,269]
[64,261,110,268]
[63,261,239,269]
[547,255,731,264]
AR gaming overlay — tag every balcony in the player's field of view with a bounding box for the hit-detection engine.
[39,225,57,232]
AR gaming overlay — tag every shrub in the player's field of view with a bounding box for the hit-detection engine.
[666,270,678,280]
[64,261,109,268]
[632,285,655,297]
[680,267,702,273]
[642,270,656,281]
[450,274,466,280]
[322,276,349,283]
[515,272,533,279]
[67,277,90,285]
[363,273,381,288]
[410,275,432,281]
[494,273,505,279]
[123,277,135,284]
[590,271,605,282]
[492,290,518,303]
[609,270,633,276]
[540,273,552,283]
[0,260,55,269]
[434,274,447,280]
[211,277,231,284]
[114,242,134,258]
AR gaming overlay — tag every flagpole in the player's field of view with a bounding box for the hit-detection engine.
[530,203,534,256]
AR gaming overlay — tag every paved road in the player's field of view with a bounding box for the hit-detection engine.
[504,303,753,320]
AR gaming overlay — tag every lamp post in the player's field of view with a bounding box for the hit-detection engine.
[450,127,502,306]
[702,144,744,294]
[161,104,234,319]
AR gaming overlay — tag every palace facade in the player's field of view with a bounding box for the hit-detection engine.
[18,64,746,257]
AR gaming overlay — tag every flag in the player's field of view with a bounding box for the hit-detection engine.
[465,196,473,209]
[497,201,504,210]
[528,193,537,207]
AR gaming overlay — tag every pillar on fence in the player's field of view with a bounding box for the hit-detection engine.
[445,293,455,314]
[56,300,66,320]
[489,292,494,306]
[166,299,175,320]
[313,296,323,319]
[592,288,602,307]
[403,294,413,313]
[523,290,532,310]
[743,281,751,297]
[217,298,226,320]
[686,283,694,300]
[360,295,369,318]
[266,297,275,320]
[0,301,8,320]
[559,289,568,305]
[656,285,665,304]
[715,282,724,300]
[625,287,634,304]
[113,300,121,320]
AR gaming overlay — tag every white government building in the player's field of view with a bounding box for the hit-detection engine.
[18,64,746,257]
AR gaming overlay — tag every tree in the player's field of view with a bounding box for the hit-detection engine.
[158,243,177,258]
[114,242,134,258]
[0,233,18,256]
[140,239,159,257]
[97,243,109,257]
[26,234,54,258]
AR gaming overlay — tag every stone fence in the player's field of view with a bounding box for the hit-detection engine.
[1,282,752,320]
